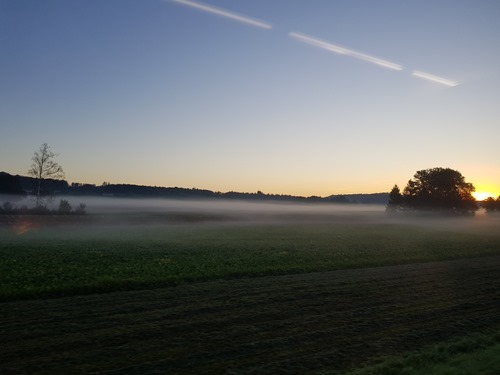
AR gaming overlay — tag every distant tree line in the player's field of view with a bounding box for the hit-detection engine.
[482,196,500,213]
[0,172,26,196]
[4,144,493,218]
[0,171,389,205]
[1,143,386,216]
[0,199,86,216]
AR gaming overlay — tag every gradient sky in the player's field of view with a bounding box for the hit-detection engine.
[1,0,499,197]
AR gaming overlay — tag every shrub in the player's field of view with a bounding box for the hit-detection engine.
[74,203,87,215]
[58,199,72,215]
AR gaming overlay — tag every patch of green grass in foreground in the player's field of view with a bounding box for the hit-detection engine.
[342,329,500,375]
[1,220,500,301]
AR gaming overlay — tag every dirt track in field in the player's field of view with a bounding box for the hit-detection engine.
[1,256,500,375]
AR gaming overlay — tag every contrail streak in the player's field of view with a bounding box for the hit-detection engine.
[170,2,459,87]
[411,70,459,87]
[289,32,403,71]
[171,0,272,29]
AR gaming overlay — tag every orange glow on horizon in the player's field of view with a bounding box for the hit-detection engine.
[472,181,500,201]
[473,191,498,201]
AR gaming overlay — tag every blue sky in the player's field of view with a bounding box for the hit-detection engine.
[1,0,499,196]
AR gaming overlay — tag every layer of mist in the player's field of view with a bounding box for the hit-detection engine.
[1,194,384,213]
[1,194,497,233]
[0,194,385,226]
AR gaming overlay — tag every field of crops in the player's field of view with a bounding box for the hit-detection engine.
[1,207,500,374]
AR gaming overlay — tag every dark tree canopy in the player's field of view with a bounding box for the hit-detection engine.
[0,172,25,196]
[388,168,478,215]
[483,196,500,213]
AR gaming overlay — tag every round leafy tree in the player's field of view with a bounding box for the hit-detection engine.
[401,167,477,215]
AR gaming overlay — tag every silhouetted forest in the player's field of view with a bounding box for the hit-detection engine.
[0,172,388,204]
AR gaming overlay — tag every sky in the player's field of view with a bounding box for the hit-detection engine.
[1,0,499,197]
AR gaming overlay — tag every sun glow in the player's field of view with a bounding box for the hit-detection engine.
[472,191,497,201]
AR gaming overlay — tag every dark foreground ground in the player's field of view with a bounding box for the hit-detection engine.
[1,255,500,374]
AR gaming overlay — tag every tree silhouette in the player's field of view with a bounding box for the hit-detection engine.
[386,184,403,214]
[0,172,25,196]
[400,167,477,215]
[28,143,65,206]
[483,196,500,213]
[58,199,72,215]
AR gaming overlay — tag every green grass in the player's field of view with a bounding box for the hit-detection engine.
[343,329,500,375]
[2,213,500,374]
[2,217,500,301]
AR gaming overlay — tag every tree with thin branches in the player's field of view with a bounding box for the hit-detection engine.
[28,143,65,206]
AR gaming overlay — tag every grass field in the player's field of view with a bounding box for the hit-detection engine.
[1,206,500,374]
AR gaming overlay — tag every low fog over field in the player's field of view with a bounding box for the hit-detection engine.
[67,196,386,218]
[1,194,497,233]
[1,194,385,214]
[0,194,385,225]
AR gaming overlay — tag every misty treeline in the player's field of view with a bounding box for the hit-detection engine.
[1,143,389,212]
[5,144,496,216]
[387,167,497,215]
[0,199,86,216]
[0,172,388,205]
[482,196,500,213]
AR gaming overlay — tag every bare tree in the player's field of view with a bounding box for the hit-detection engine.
[28,143,65,206]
